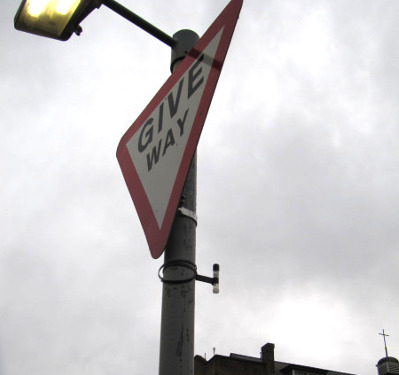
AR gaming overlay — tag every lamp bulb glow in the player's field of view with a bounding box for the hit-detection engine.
[56,0,80,15]
[27,0,48,16]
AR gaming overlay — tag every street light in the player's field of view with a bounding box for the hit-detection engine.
[14,0,176,47]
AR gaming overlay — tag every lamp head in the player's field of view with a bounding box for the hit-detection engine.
[14,0,100,41]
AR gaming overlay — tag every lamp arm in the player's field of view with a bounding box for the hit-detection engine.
[101,0,176,48]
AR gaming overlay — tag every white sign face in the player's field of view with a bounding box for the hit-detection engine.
[126,29,223,229]
[117,0,243,258]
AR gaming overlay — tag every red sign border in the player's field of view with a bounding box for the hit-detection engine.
[117,0,243,258]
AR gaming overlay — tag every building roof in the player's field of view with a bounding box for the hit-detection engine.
[378,357,399,366]
[195,351,356,375]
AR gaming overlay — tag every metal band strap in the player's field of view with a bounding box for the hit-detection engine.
[158,260,197,284]
[177,207,198,226]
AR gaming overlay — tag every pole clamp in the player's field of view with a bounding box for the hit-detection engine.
[158,260,197,284]
[177,207,198,226]
[158,261,220,293]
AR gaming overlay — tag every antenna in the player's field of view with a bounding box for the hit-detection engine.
[379,329,390,357]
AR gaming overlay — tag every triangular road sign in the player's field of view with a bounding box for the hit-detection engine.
[117,0,243,259]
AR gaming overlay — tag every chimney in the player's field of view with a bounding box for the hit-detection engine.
[261,343,275,375]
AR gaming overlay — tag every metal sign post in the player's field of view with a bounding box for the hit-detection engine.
[116,1,243,374]
[158,30,199,375]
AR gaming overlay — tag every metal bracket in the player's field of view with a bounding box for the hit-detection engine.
[158,262,220,293]
[177,207,198,226]
[158,260,197,284]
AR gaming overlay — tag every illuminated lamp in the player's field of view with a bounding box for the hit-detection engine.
[14,0,100,41]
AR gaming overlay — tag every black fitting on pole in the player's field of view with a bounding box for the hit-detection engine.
[101,0,176,48]
[158,260,197,284]
[170,30,200,72]
[158,262,220,294]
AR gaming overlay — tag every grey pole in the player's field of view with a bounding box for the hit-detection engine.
[159,29,199,375]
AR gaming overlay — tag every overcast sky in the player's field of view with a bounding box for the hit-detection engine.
[1,1,398,374]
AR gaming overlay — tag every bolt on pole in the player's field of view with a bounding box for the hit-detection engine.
[158,29,199,375]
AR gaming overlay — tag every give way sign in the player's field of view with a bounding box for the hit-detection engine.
[117,0,243,259]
